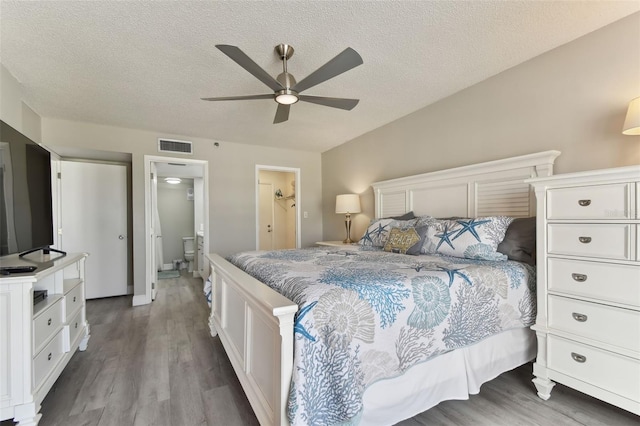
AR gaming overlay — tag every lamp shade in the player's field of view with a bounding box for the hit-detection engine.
[335,194,361,214]
[623,97,640,135]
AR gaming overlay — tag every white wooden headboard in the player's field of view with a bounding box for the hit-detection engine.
[371,151,561,219]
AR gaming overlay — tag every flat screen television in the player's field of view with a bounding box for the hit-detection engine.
[0,120,58,258]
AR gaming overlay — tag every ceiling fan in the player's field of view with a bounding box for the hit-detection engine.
[201,44,363,124]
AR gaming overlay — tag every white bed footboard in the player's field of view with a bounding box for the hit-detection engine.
[207,253,298,426]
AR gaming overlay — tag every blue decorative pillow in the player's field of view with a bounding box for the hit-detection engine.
[422,216,514,260]
[359,218,418,248]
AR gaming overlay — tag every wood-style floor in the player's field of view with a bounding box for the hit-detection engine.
[3,273,638,426]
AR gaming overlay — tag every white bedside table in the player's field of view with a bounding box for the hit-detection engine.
[315,241,360,250]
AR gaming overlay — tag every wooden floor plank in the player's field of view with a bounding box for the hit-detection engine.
[201,386,246,426]
[3,271,638,426]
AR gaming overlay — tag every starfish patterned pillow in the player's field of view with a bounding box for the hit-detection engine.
[422,216,514,260]
[358,218,418,248]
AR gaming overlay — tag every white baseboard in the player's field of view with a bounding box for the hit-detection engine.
[132,294,150,306]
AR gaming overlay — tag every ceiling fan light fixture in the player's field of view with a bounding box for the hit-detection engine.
[275,89,299,105]
[204,44,363,123]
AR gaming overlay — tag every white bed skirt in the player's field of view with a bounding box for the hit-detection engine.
[362,327,536,425]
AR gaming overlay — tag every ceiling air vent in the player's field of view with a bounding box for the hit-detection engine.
[158,138,193,155]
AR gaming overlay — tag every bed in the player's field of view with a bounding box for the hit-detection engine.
[206,150,561,426]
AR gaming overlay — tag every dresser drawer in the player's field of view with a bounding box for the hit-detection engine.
[547,183,632,220]
[65,282,83,322]
[33,329,65,391]
[548,335,640,402]
[548,258,640,308]
[68,308,84,349]
[548,223,634,260]
[33,299,63,354]
[548,295,639,352]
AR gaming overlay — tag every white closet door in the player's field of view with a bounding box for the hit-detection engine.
[61,161,128,299]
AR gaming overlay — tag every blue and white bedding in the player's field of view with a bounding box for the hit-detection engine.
[227,247,536,426]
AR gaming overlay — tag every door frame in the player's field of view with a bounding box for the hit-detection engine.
[139,155,209,306]
[255,165,300,250]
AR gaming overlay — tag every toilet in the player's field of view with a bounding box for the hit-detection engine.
[183,236,195,273]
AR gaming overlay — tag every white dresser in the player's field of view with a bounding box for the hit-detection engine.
[527,166,640,415]
[0,252,90,425]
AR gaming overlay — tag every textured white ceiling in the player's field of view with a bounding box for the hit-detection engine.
[1,1,638,153]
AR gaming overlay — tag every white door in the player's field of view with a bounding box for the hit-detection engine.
[259,182,274,250]
[61,161,128,299]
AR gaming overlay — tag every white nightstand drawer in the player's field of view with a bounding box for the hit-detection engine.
[548,335,640,402]
[547,183,632,220]
[548,258,640,308]
[548,295,640,352]
[548,223,634,260]
[33,299,63,354]
[33,329,65,391]
[65,282,83,322]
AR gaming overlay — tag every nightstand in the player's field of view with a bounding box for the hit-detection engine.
[315,241,360,250]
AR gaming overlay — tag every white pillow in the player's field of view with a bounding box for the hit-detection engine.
[422,216,514,260]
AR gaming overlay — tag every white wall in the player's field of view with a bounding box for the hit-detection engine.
[41,118,323,297]
[157,180,195,265]
[0,65,41,142]
[321,13,640,242]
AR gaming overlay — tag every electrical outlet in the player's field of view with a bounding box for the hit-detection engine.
[303,211,308,218]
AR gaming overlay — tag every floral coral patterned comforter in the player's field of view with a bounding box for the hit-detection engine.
[227,247,536,426]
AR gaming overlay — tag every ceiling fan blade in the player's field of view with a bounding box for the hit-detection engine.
[292,47,363,93]
[298,95,359,110]
[201,94,274,101]
[273,104,290,124]
[216,45,284,92]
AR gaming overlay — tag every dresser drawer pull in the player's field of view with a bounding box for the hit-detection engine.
[75,322,78,329]
[47,318,52,326]
[578,236,592,244]
[578,199,591,207]
[48,352,52,361]
[73,296,76,302]
[572,312,588,322]
[571,273,588,282]
[571,352,586,363]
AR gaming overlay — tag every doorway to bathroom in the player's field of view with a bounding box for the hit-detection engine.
[143,156,209,303]
[256,165,300,250]
[156,177,194,274]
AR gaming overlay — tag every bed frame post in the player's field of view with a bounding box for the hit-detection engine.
[276,310,295,425]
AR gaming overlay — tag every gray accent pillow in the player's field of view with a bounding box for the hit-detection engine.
[389,211,416,220]
[497,217,536,266]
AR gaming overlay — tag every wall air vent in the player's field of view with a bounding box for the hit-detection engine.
[158,138,193,155]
